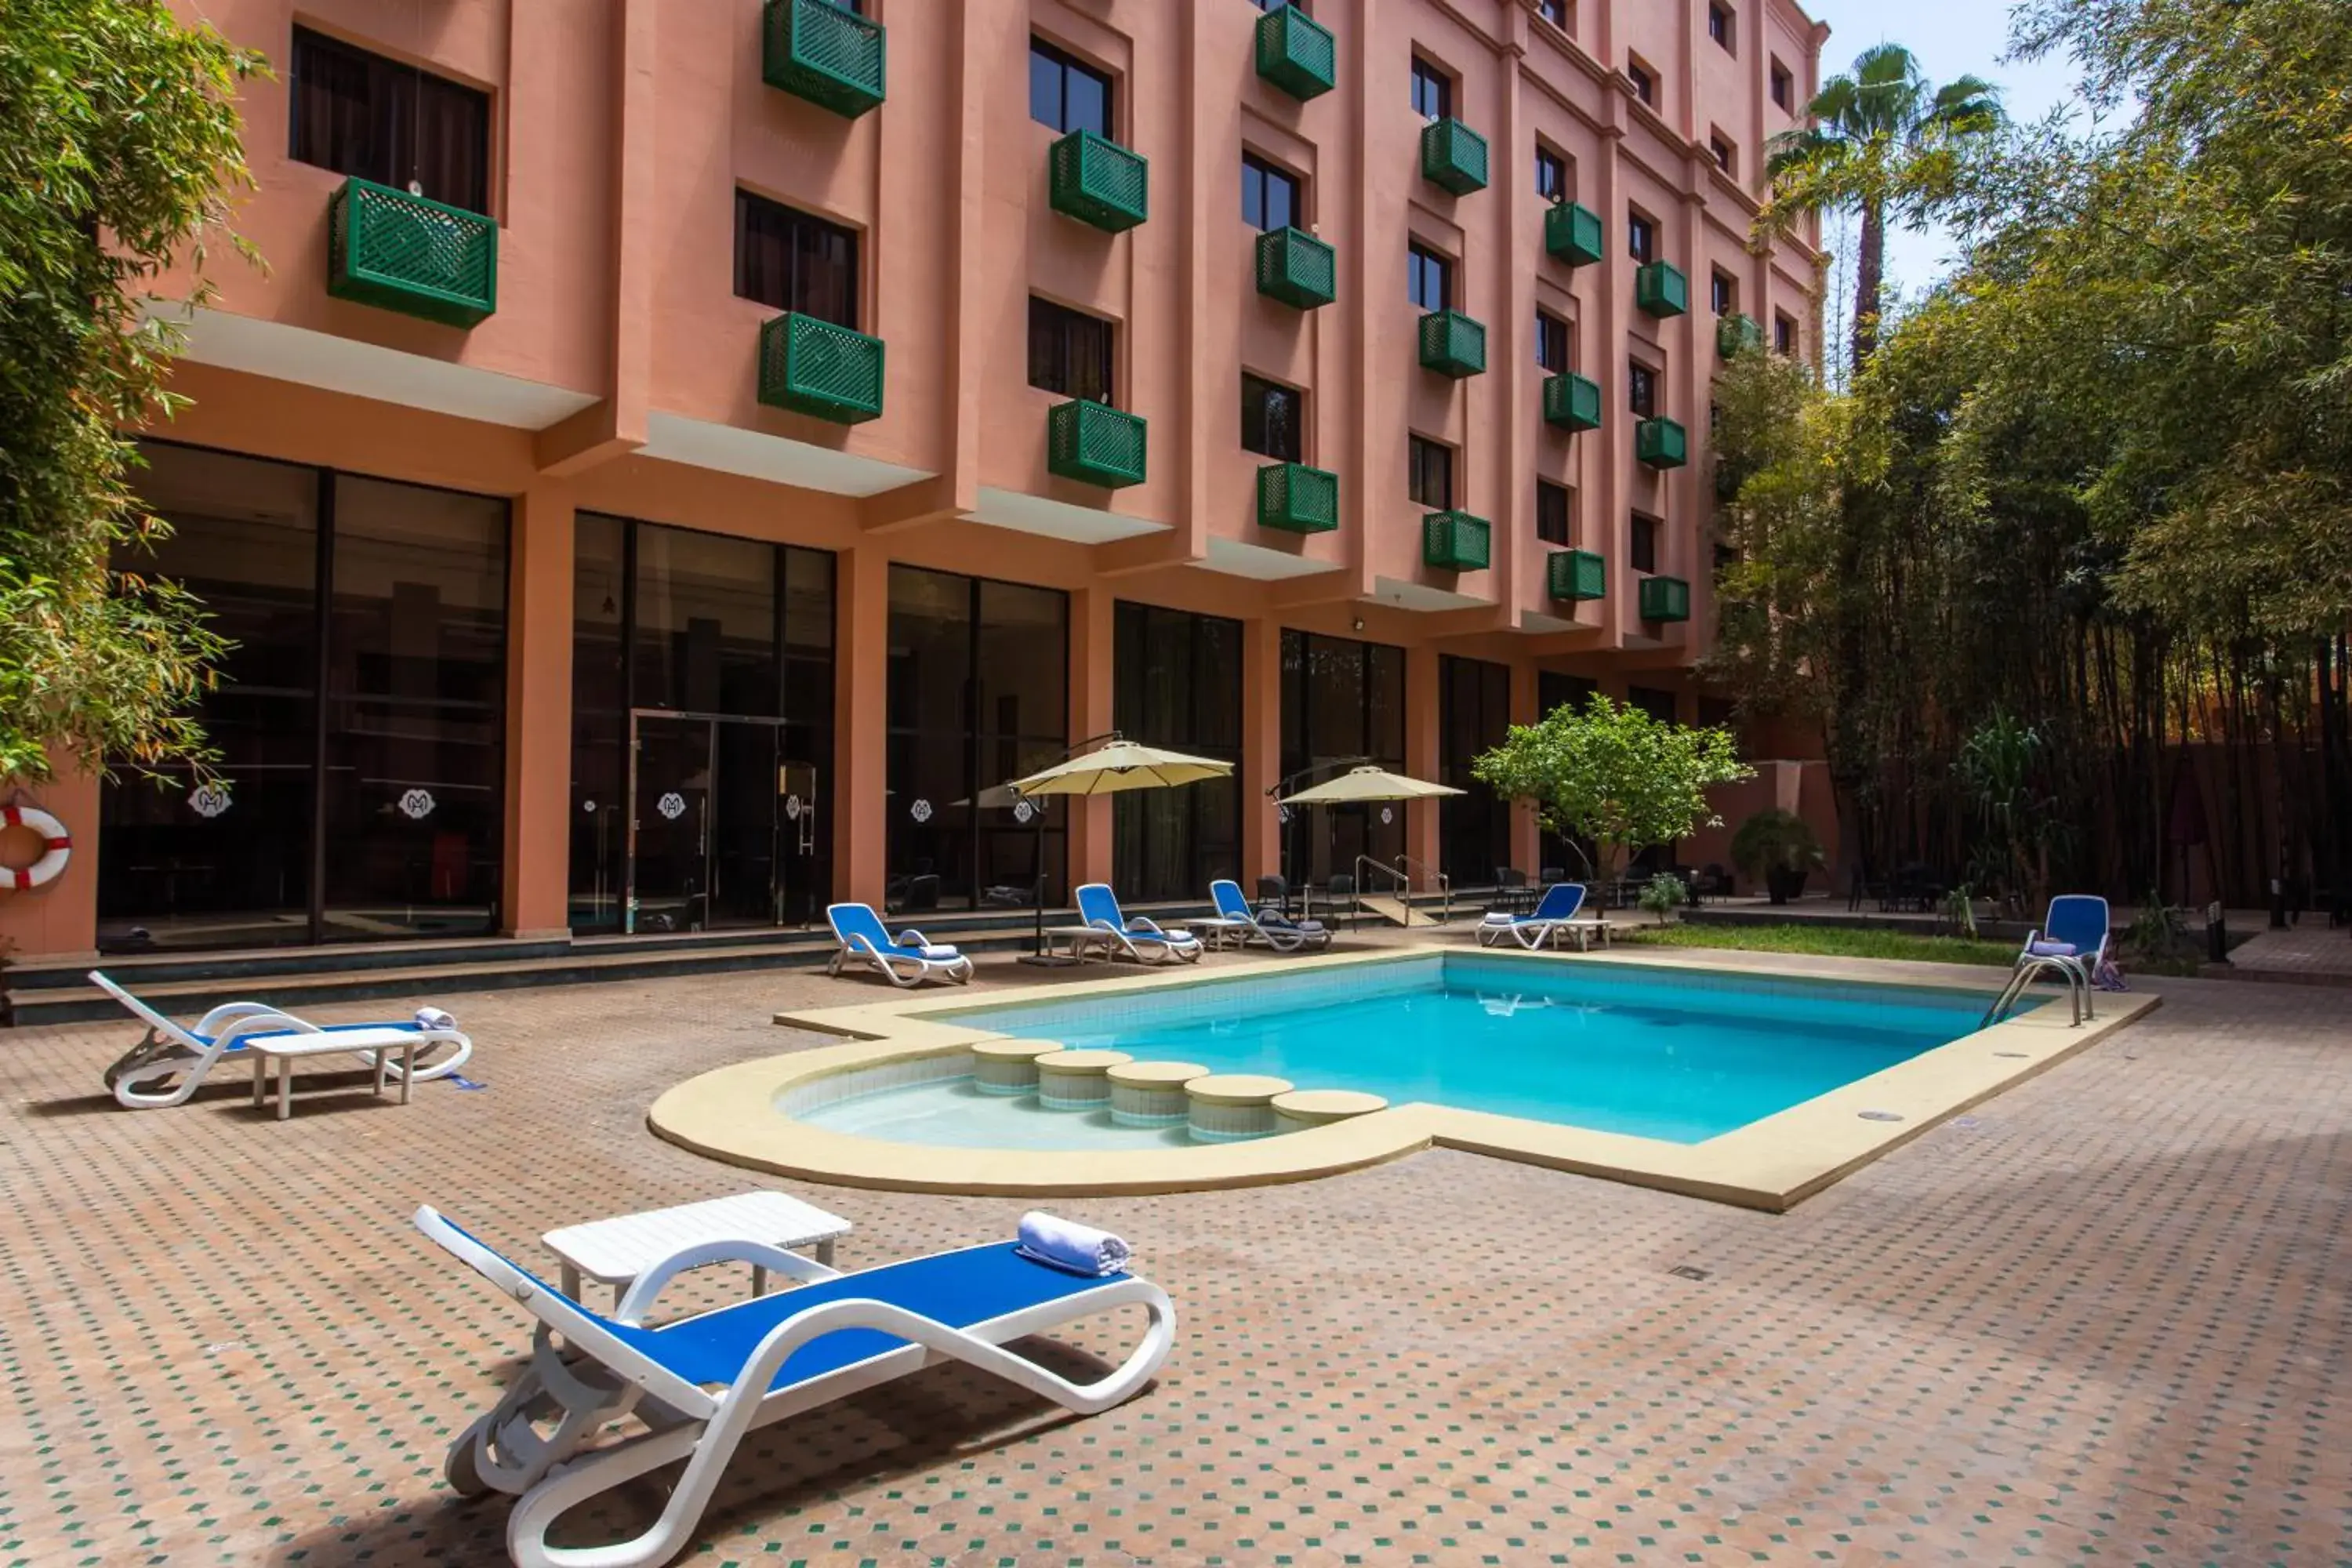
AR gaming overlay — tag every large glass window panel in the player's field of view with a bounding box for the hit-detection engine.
[289,27,490,214]
[733,191,859,329]
[568,514,627,931]
[886,567,975,910]
[321,475,508,941]
[1439,655,1512,884]
[1112,604,1243,901]
[98,444,321,952]
[633,526,779,717]
[1278,631,1406,890]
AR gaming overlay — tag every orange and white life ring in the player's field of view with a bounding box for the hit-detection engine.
[0,804,71,891]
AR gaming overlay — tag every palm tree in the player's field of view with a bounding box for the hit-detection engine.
[1758,43,2002,377]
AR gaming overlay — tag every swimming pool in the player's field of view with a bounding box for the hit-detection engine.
[800,953,2033,1146]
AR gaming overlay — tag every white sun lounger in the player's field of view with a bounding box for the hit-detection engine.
[92,970,472,1109]
[419,1205,1176,1568]
[824,902,974,987]
[1475,883,1594,949]
[1073,884,1203,964]
[1209,879,1330,953]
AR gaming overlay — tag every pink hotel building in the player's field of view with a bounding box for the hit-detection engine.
[2,0,1826,964]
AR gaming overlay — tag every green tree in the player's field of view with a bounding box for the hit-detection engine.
[1471,694,1754,901]
[1756,43,2003,376]
[0,0,263,782]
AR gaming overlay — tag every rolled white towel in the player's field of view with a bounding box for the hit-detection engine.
[414,1007,458,1033]
[916,946,962,960]
[1016,1210,1133,1277]
[2027,940,2078,958]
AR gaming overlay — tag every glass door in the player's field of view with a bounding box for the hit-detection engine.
[628,714,711,933]
[708,720,782,927]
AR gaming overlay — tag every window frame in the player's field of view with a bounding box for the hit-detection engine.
[1770,58,1795,111]
[1710,270,1737,318]
[1626,58,1656,107]
[1534,144,1568,203]
[1708,2,1736,55]
[1536,479,1572,546]
[1027,296,1117,403]
[1535,309,1571,373]
[733,190,862,329]
[1631,513,1660,574]
[1407,434,1455,510]
[1029,36,1115,138]
[1534,0,1569,27]
[1628,360,1659,419]
[1627,210,1656,265]
[1774,311,1798,355]
[1710,133,1737,178]
[1240,373,1305,463]
[288,26,493,216]
[1407,241,1454,313]
[1241,151,1303,234]
[1410,56,1454,122]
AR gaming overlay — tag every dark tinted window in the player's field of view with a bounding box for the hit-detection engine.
[1537,481,1571,546]
[1711,271,1737,316]
[1628,361,1657,417]
[1775,312,1797,354]
[1771,60,1795,111]
[1408,435,1454,509]
[1028,297,1116,401]
[1708,3,1734,51]
[1241,375,1304,463]
[734,192,858,328]
[1627,62,1655,106]
[1537,310,1570,371]
[1408,243,1452,311]
[1242,153,1301,234]
[1628,684,1679,722]
[1628,212,1656,263]
[1030,38,1112,136]
[1632,514,1659,573]
[1410,57,1453,121]
[1535,0,1568,24]
[289,27,490,214]
[1535,146,1567,202]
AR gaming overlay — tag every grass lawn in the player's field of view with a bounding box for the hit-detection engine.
[1620,920,2020,967]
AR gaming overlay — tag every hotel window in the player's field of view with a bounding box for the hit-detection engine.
[1775,311,1798,354]
[1770,58,1795,111]
[1407,241,1453,311]
[1535,0,1568,27]
[1241,374,1305,463]
[1626,59,1656,107]
[1408,435,1454,510]
[1632,514,1660,573]
[1241,152,1301,234]
[734,193,859,328]
[1708,2,1735,53]
[1410,56,1453,122]
[1029,38,1112,136]
[1535,144,1567,202]
[1628,361,1657,418]
[1537,480,1572,546]
[289,27,491,214]
[1711,134,1737,177]
[1251,0,1309,10]
[1628,210,1656,263]
[1536,309,1571,372]
[1027,297,1115,402]
[1711,270,1737,318]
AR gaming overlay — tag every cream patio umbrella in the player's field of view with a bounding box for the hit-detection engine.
[1276,765,1464,921]
[1006,736,1236,959]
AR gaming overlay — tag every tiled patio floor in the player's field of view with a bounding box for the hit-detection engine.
[0,946,2344,1567]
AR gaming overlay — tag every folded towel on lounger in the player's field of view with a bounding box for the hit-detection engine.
[916,946,961,960]
[2027,940,2078,958]
[415,1007,458,1032]
[1017,1210,1132,1276]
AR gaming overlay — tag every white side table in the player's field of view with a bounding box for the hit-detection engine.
[247,1031,417,1120]
[541,1191,855,1306]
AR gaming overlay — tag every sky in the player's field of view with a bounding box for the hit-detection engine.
[1791,0,2082,303]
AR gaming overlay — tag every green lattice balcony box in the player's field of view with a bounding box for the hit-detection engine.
[1047,399,1148,488]
[1422,510,1491,571]
[1257,227,1336,310]
[1636,260,1689,318]
[1258,462,1339,534]
[762,0,886,118]
[1637,416,1688,469]
[1544,371,1602,432]
[1548,548,1606,602]
[757,313,885,425]
[328,178,496,328]
[1418,310,1486,377]
[1544,201,1605,267]
[1255,5,1335,100]
[1420,118,1490,195]
[1049,129,1149,233]
[1639,575,1692,622]
[1718,312,1765,360]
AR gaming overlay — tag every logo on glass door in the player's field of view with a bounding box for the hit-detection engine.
[909,797,933,823]
[187,782,232,819]
[656,791,687,821]
[399,789,437,820]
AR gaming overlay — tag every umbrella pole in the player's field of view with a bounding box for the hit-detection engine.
[1032,798,1047,958]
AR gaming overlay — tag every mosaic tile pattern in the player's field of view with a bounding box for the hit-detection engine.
[0,950,2343,1566]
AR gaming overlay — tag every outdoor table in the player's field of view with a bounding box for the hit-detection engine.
[541,1190,854,1307]
[246,1031,416,1121]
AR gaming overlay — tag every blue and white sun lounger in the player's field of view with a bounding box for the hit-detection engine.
[1475,883,1595,949]
[1209,879,1330,953]
[93,970,473,1109]
[1074,884,1203,964]
[824,902,974,987]
[419,1205,1176,1568]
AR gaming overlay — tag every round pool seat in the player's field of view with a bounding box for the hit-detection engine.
[1034,1049,1133,1111]
[1272,1088,1388,1131]
[971,1039,1067,1097]
[1106,1060,1209,1127]
[1185,1073,1295,1142]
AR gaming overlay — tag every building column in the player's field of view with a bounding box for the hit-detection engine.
[833,545,891,908]
[1240,617,1283,886]
[502,482,575,939]
[1404,643,1442,884]
[1065,586,1117,892]
[1509,660,1541,876]
[0,751,102,963]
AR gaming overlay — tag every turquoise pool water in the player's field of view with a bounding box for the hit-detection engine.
[802,954,2024,1147]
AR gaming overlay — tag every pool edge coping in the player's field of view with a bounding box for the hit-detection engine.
[648,943,2160,1210]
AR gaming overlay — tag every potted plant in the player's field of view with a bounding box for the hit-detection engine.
[1730,808,1825,905]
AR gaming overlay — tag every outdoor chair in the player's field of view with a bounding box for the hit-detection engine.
[1209,879,1330,953]
[822,903,974,987]
[1477,883,1604,950]
[1073,884,1203,964]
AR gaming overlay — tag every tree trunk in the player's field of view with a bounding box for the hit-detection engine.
[1852,198,1886,379]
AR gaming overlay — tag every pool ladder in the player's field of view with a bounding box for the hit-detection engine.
[1981,953,2089,1029]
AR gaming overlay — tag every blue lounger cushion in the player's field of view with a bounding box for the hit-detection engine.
[194,1018,446,1051]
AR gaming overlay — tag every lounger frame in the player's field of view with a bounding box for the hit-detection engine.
[1073,884,1203,965]
[823,903,975,987]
